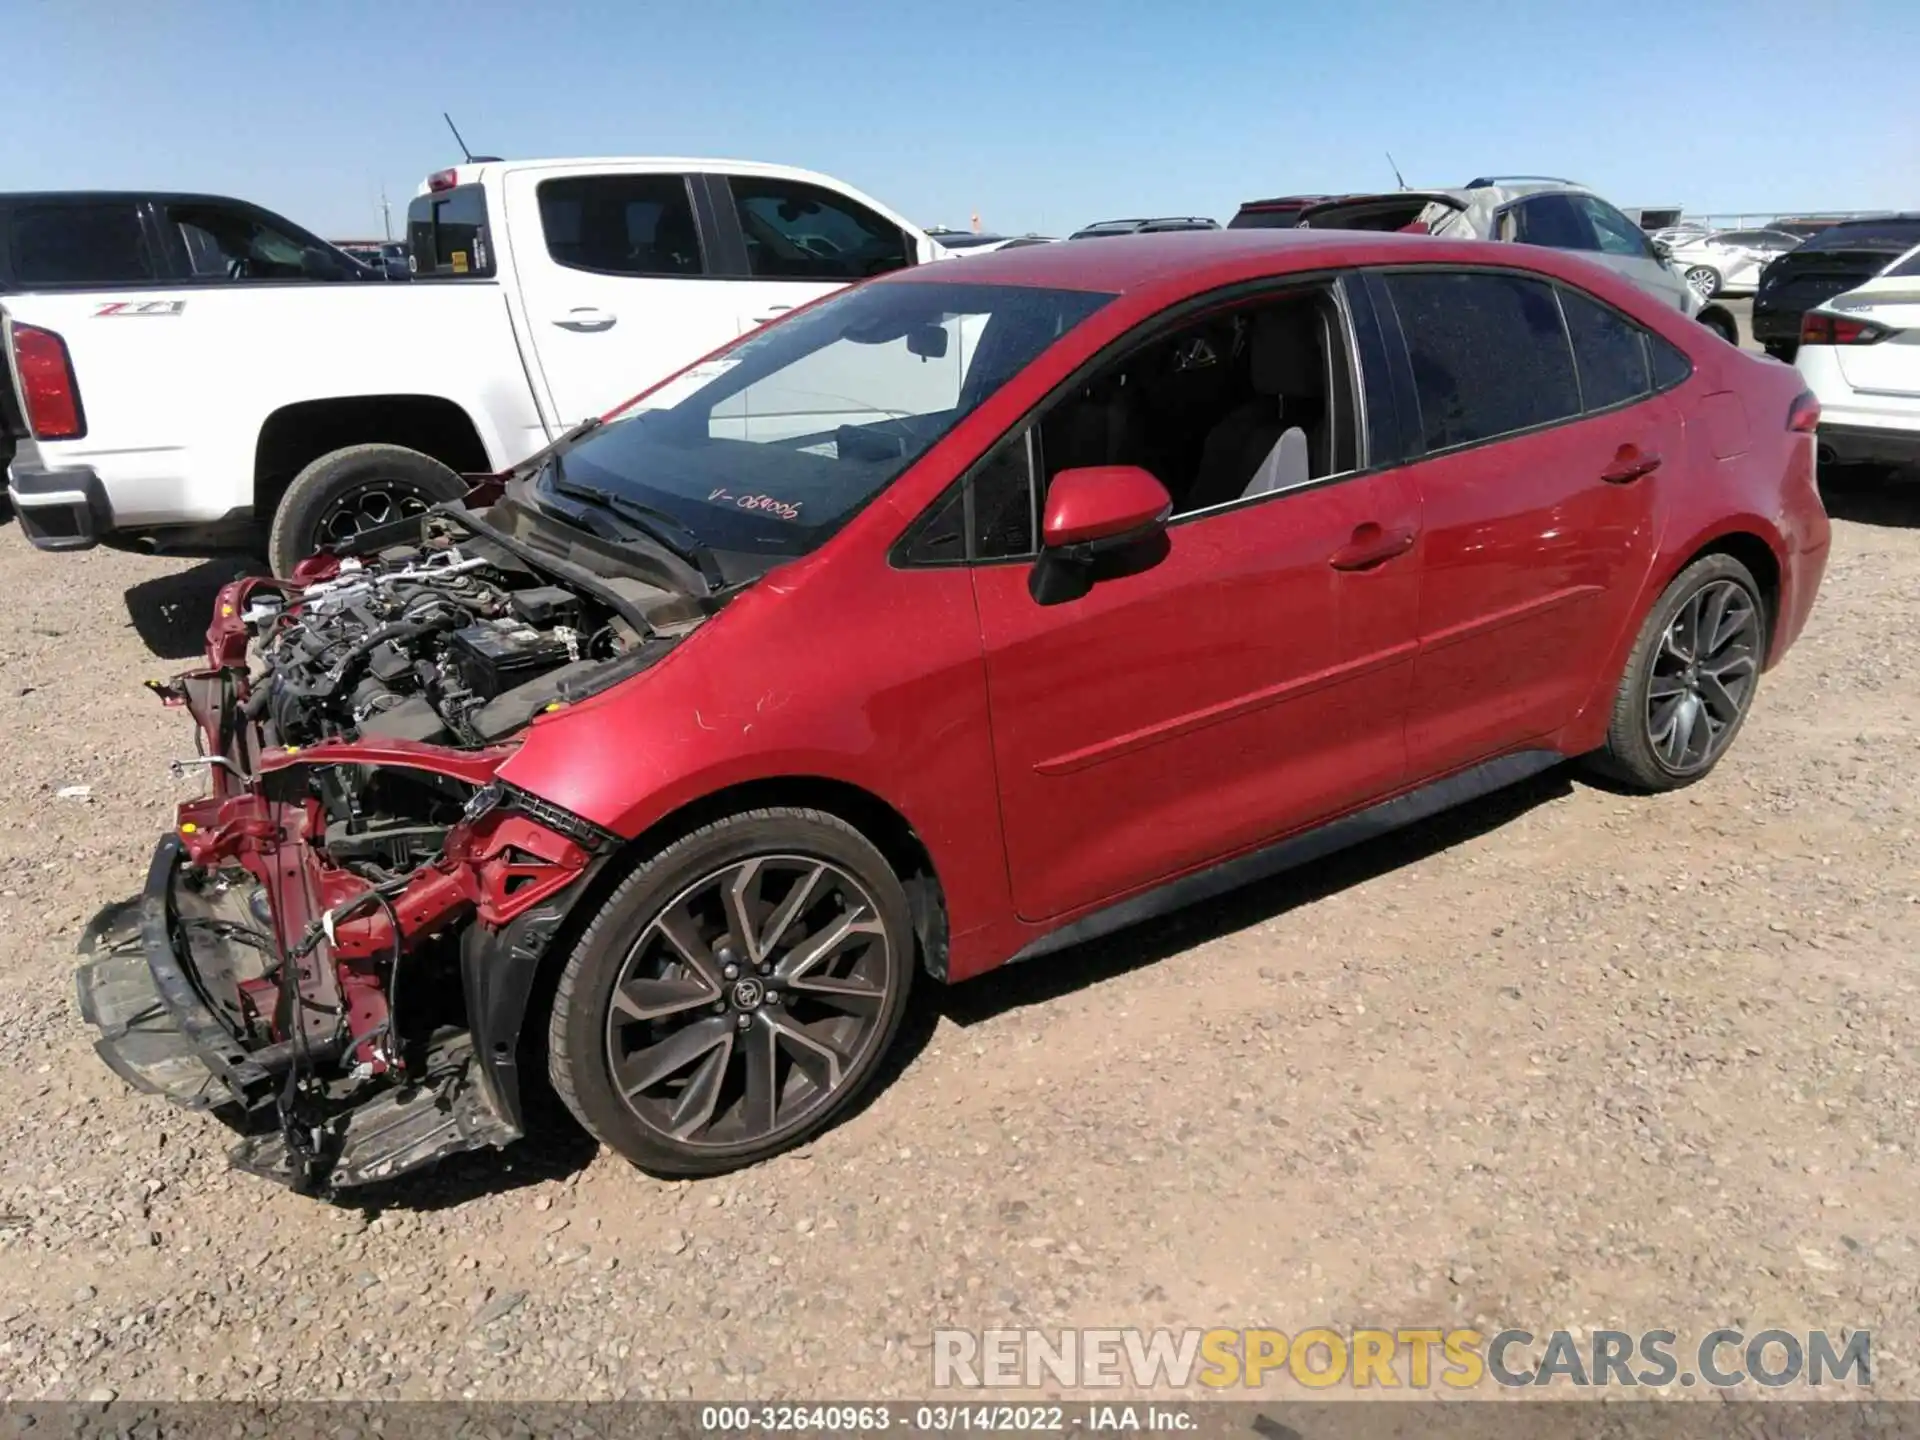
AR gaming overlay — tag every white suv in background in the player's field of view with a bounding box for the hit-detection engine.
[1296,177,1743,346]
[1797,242,1920,472]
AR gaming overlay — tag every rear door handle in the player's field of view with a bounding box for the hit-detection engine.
[1329,523,1416,571]
[553,307,617,332]
[750,305,794,326]
[1602,445,1662,483]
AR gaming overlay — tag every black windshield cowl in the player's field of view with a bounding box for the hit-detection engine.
[540,465,728,593]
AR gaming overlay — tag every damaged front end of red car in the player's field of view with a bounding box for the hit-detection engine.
[74,521,694,1193]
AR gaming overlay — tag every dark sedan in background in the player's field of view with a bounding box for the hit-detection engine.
[1752,215,1920,360]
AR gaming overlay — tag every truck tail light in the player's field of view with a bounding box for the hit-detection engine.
[427,169,459,193]
[9,323,86,440]
[1800,312,1891,345]
[1788,390,1821,434]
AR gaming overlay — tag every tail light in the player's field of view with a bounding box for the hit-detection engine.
[8,323,86,440]
[1788,390,1821,434]
[426,169,459,193]
[1800,312,1891,345]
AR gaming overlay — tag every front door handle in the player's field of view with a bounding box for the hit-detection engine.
[553,307,617,332]
[1602,444,1662,484]
[1329,523,1416,571]
[750,305,794,326]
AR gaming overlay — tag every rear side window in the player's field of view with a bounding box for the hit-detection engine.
[537,175,704,277]
[406,185,494,277]
[1558,288,1651,411]
[1885,247,1920,279]
[1384,271,1581,451]
[1504,194,1598,252]
[8,204,156,284]
[726,177,912,281]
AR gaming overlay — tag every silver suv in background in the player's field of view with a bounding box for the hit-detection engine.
[1294,177,1742,346]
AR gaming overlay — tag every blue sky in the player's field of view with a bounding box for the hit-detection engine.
[9,0,1916,239]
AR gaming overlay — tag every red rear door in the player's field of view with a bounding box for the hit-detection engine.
[1374,270,1671,775]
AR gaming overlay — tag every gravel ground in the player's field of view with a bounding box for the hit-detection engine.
[1,466,1917,1405]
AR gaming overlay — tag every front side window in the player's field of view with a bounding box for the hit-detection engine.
[1576,196,1657,259]
[542,280,1110,564]
[727,177,912,280]
[538,175,703,277]
[1042,289,1359,520]
[1384,270,1581,451]
[1559,287,1652,411]
[9,204,155,284]
[165,202,350,282]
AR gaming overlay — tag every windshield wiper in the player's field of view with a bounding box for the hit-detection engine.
[542,467,727,592]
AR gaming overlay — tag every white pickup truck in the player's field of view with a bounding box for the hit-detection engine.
[2,158,949,573]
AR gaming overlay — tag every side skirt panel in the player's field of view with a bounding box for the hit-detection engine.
[1004,749,1564,966]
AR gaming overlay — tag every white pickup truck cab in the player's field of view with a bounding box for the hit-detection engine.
[3,158,947,572]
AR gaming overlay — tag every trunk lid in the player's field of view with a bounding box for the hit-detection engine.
[1827,282,1920,395]
[1759,247,1907,316]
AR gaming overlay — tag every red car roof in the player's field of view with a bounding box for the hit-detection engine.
[905,228,1601,300]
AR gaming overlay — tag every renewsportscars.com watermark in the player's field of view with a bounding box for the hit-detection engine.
[933,1328,1872,1391]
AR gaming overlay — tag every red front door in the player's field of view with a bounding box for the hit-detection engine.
[974,469,1422,923]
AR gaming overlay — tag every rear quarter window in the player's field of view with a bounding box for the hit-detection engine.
[7,203,157,285]
[406,185,494,278]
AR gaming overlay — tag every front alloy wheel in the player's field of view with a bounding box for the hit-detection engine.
[549,808,915,1175]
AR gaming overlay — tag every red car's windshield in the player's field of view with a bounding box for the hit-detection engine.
[541,280,1112,563]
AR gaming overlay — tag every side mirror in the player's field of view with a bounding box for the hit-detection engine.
[1030,466,1172,605]
[1042,465,1171,548]
[1651,238,1673,261]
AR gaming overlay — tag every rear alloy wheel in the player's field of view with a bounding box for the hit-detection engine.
[548,808,915,1176]
[1587,554,1767,791]
[1685,264,1722,300]
[267,443,469,576]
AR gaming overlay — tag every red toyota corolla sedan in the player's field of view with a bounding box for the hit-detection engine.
[79,230,1829,1194]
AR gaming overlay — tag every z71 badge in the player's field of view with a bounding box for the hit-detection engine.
[93,300,186,317]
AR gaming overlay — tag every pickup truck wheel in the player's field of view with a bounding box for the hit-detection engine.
[268,444,468,576]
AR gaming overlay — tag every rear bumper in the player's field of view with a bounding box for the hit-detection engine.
[1817,423,1920,468]
[7,459,110,550]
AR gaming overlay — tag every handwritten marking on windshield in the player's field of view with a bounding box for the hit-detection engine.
[708,488,802,522]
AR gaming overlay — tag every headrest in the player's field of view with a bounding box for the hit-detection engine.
[1249,304,1326,398]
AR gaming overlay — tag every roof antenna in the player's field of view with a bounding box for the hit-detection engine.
[441,112,502,164]
[1386,151,1409,190]
[444,112,475,163]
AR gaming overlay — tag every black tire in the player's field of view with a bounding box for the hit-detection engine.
[1698,306,1739,346]
[547,807,915,1177]
[1585,553,1768,791]
[267,443,468,576]
[1764,340,1798,364]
